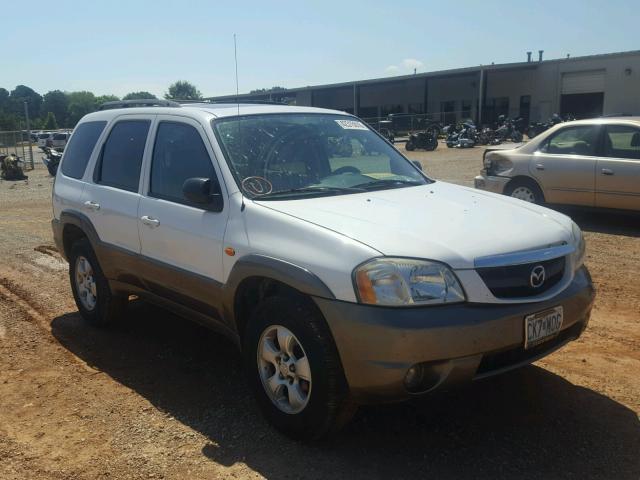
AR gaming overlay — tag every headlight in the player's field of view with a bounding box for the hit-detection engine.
[571,222,586,270]
[354,258,465,306]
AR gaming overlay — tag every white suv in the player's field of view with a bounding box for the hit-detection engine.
[52,100,594,440]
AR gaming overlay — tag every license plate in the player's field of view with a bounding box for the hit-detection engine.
[524,306,563,349]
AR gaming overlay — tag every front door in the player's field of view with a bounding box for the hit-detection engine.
[530,124,600,206]
[595,124,640,211]
[137,116,229,312]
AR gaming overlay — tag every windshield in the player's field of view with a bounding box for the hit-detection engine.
[212,113,429,199]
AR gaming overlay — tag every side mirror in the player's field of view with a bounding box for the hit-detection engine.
[412,160,423,171]
[182,177,224,212]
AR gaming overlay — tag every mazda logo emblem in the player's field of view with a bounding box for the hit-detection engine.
[530,265,546,288]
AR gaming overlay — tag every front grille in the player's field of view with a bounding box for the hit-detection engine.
[477,256,566,298]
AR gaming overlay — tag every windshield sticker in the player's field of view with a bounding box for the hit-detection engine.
[242,176,273,196]
[335,119,368,130]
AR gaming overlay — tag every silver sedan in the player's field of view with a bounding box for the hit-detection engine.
[474,117,640,211]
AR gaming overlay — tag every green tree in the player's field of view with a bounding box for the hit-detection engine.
[95,94,120,107]
[42,90,69,127]
[165,81,202,100]
[66,91,97,126]
[0,88,9,111]
[249,86,286,94]
[9,85,43,118]
[43,112,58,130]
[123,91,156,100]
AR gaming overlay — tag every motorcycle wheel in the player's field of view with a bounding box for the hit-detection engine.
[46,163,58,176]
[513,132,524,142]
[405,140,415,151]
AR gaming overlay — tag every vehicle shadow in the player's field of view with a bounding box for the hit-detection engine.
[553,206,640,238]
[51,301,640,480]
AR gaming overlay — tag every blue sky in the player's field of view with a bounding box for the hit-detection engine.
[3,0,637,98]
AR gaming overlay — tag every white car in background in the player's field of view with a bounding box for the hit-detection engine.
[49,132,72,151]
[37,132,54,151]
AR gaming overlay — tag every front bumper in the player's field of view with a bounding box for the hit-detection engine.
[314,267,594,404]
[474,172,511,194]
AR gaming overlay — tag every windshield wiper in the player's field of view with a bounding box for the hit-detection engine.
[351,179,424,190]
[256,185,366,199]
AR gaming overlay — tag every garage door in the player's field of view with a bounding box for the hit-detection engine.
[561,70,605,94]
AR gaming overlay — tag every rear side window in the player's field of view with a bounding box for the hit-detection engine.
[96,120,150,192]
[61,121,106,179]
[539,125,599,156]
[603,125,640,160]
[150,122,215,204]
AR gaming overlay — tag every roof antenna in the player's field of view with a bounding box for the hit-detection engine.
[234,33,240,117]
[234,33,246,211]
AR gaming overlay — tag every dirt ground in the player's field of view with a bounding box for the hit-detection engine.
[0,145,639,479]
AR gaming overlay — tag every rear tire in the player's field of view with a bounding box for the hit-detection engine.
[405,140,415,151]
[244,295,355,440]
[505,178,544,204]
[69,238,127,327]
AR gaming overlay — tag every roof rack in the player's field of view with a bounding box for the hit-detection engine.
[199,99,287,106]
[98,99,181,110]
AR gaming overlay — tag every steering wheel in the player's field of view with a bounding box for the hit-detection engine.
[332,165,361,175]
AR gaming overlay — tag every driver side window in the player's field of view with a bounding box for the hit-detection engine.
[150,122,216,205]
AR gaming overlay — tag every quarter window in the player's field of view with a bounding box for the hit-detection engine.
[539,126,599,156]
[603,125,640,160]
[150,122,215,204]
[61,121,106,179]
[96,120,150,192]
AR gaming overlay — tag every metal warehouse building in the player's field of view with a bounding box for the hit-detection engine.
[209,50,640,126]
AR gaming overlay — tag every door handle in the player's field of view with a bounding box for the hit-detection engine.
[535,163,545,170]
[83,200,100,211]
[601,168,614,176]
[140,215,160,228]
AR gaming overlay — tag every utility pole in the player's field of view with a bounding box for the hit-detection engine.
[23,101,34,169]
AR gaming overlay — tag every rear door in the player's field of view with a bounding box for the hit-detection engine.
[138,115,229,283]
[530,124,600,206]
[595,124,640,211]
[81,116,153,253]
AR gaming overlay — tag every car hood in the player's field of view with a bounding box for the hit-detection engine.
[254,182,574,269]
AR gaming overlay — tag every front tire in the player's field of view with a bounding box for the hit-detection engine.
[244,295,355,440]
[405,140,415,151]
[69,238,127,326]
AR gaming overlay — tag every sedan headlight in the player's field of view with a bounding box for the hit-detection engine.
[354,258,465,306]
[571,222,586,270]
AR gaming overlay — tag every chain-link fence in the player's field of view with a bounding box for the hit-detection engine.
[361,110,479,137]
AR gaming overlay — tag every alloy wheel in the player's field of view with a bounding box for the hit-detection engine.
[257,325,312,414]
[75,255,97,310]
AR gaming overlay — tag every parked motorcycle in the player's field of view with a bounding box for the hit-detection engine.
[492,116,524,143]
[42,146,62,176]
[445,121,477,148]
[405,127,438,151]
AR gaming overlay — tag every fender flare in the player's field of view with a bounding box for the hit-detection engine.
[224,254,335,301]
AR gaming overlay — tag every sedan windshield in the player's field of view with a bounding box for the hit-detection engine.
[212,113,429,199]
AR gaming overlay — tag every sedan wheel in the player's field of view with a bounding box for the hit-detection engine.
[257,324,312,414]
[510,185,536,203]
